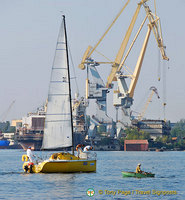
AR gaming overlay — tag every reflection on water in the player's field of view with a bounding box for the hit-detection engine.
[0,150,184,199]
[0,172,23,175]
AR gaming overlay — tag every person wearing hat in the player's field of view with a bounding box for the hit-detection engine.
[26,146,35,163]
[136,163,143,173]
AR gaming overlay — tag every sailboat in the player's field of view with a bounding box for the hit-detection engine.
[22,15,96,173]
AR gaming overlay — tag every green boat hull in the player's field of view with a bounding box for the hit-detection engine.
[122,171,155,178]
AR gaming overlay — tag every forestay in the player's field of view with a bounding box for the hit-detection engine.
[42,18,72,149]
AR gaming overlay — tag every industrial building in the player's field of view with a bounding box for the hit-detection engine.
[124,140,149,151]
[133,119,171,140]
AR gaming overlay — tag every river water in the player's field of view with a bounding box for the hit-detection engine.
[0,149,184,200]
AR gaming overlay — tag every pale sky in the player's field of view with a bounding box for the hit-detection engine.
[0,0,184,123]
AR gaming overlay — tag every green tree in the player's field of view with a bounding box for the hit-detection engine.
[171,119,185,138]
[2,121,10,132]
[8,126,16,133]
[0,121,16,133]
[124,127,150,140]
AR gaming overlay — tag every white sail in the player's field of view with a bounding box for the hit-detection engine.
[42,17,73,149]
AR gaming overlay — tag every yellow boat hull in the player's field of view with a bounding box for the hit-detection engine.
[22,152,96,173]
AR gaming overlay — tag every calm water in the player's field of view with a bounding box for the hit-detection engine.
[0,150,184,200]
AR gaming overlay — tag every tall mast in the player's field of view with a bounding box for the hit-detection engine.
[63,15,75,154]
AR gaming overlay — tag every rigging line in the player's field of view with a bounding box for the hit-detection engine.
[158,48,161,81]
[123,64,134,76]
[68,45,79,96]
[94,49,112,62]
[162,60,167,120]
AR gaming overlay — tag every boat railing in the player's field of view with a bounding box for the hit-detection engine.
[88,152,97,160]
[79,151,97,160]
[34,154,51,164]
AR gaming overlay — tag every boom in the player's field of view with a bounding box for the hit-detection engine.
[78,0,130,70]
[138,86,160,120]
[106,1,143,88]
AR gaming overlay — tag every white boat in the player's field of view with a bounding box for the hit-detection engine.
[22,15,96,173]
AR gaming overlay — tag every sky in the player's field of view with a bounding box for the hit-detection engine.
[0,0,184,123]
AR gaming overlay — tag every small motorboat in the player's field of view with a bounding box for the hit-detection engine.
[122,171,155,178]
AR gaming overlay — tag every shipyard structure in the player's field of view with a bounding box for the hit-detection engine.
[10,100,171,151]
[13,97,88,150]
[76,0,170,151]
[3,0,172,151]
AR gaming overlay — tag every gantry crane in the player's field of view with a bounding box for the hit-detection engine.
[78,0,169,137]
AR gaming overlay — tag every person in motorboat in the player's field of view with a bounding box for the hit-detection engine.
[83,145,93,152]
[136,163,143,173]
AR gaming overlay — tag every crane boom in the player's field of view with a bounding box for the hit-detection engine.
[138,86,160,120]
[106,2,143,88]
[114,1,169,100]
[128,25,152,98]
[78,0,130,70]
[106,0,169,89]
[143,3,169,61]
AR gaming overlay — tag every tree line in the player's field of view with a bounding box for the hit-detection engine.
[120,119,185,150]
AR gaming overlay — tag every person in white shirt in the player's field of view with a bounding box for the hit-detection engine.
[83,145,93,152]
[26,147,35,162]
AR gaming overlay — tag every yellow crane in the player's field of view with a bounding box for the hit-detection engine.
[78,0,130,71]
[78,0,169,129]
[137,86,160,121]
[112,0,169,100]
[79,0,169,91]
[111,0,169,114]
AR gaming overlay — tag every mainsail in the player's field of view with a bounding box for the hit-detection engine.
[42,16,73,149]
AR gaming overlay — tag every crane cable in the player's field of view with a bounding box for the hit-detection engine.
[162,60,167,121]
[157,49,161,81]
[154,0,161,82]
[154,0,168,121]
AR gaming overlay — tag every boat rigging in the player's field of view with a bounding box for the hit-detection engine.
[22,15,96,173]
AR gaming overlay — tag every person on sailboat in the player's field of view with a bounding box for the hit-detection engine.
[83,145,93,152]
[136,163,143,173]
[26,147,35,163]
[76,144,84,157]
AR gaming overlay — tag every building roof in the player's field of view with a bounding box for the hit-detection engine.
[124,140,148,144]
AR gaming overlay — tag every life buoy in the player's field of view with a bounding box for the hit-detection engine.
[22,155,28,162]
